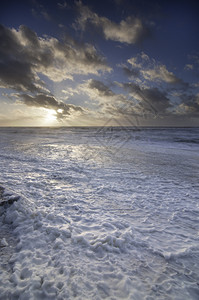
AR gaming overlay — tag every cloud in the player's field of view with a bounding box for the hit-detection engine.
[122,82,171,115]
[0,60,43,93]
[188,53,199,67]
[57,1,68,9]
[79,79,144,118]
[175,103,196,115]
[80,78,172,119]
[80,79,121,104]
[174,93,199,115]
[19,94,84,120]
[142,65,181,84]
[0,24,111,93]
[185,64,194,70]
[76,2,150,44]
[81,79,171,119]
[127,52,183,85]
[100,17,147,44]
[0,107,46,126]
[31,1,52,21]
[122,82,199,118]
[121,65,140,78]
[186,54,199,76]
[0,24,112,122]
[122,53,198,118]
[0,25,43,92]
[88,79,115,97]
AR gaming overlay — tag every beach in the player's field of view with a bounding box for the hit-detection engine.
[0,127,199,299]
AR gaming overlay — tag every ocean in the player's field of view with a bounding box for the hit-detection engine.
[0,127,199,299]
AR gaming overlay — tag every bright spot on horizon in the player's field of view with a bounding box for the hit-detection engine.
[44,109,57,125]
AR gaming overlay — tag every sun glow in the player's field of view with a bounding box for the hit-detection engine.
[43,109,57,125]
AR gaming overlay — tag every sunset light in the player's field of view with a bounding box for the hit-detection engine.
[0,1,199,299]
[44,109,57,125]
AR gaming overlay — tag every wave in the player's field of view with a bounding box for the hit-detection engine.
[174,138,199,144]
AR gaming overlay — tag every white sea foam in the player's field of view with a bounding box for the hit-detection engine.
[0,127,199,299]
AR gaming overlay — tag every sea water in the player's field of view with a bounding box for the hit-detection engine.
[0,127,199,299]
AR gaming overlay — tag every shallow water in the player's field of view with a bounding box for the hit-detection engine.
[0,127,199,299]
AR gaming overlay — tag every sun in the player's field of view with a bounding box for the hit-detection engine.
[43,109,57,125]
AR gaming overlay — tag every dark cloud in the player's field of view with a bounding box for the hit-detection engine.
[0,24,110,93]
[20,94,84,120]
[88,79,114,97]
[0,24,20,59]
[0,24,46,93]
[0,24,98,120]
[176,93,199,115]
[0,60,41,93]
[20,25,40,47]
[122,66,140,78]
[122,82,171,115]
[142,87,171,113]
[0,24,43,92]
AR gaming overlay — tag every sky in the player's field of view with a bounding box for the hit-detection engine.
[0,0,199,127]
